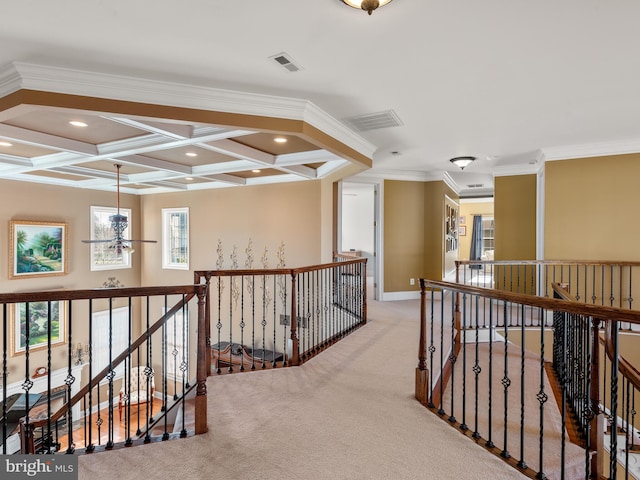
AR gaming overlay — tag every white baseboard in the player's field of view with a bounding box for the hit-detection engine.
[381,291,421,301]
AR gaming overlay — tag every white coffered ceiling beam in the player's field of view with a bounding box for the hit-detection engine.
[275,149,341,166]
[0,123,98,155]
[116,154,193,175]
[104,116,194,139]
[205,173,246,185]
[202,138,275,165]
[191,159,259,176]
[277,164,317,179]
[0,154,33,167]
[142,180,189,190]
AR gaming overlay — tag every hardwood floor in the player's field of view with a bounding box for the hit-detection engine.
[55,398,194,453]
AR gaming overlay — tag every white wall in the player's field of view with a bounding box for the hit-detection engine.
[341,183,374,255]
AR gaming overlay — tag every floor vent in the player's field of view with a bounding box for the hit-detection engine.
[343,110,403,132]
[269,52,303,72]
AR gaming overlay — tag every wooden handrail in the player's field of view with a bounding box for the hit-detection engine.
[423,279,640,324]
[457,259,640,267]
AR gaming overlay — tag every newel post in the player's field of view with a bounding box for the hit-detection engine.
[195,271,212,377]
[415,279,429,405]
[195,284,208,435]
[290,272,300,366]
[589,317,603,480]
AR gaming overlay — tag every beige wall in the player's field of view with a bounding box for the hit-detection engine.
[458,200,494,261]
[495,175,536,261]
[545,154,640,260]
[383,179,459,292]
[0,179,142,293]
[140,180,323,286]
[384,180,425,292]
[424,181,459,281]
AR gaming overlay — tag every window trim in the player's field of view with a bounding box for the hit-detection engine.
[162,207,189,270]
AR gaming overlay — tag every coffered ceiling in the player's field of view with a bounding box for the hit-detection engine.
[2,1,640,197]
[0,64,373,195]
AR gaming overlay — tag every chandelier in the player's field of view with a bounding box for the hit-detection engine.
[341,0,394,15]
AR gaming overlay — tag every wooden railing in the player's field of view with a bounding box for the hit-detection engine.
[194,257,367,376]
[1,285,208,454]
[416,275,640,479]
[456,260,640,313]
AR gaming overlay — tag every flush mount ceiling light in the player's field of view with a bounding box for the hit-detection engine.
[341,0,393,15]
[450,156,476,170]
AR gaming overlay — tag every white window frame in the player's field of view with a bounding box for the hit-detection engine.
[91,306,130,380]
[90,206,133,271]
[162,207,189,270]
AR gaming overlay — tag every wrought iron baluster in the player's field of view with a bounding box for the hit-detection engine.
[501,301,510,459]
[472,294,481,439]
[537,305,548,480]
[517,304,527,470]
[427,288,435,408]
[460,292,468,431]
[448,289,456,424]
[486,298,494,449]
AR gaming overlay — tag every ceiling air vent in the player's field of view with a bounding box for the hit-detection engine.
[269,52,303,72]
[343,110,404,132]
[467,184,485,188]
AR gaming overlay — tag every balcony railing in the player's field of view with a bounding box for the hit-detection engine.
[418,260,640,479]
[1,285,208,455]
[194,257,367,375]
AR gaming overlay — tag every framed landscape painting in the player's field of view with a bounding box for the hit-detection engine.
[10,300,67,356]
[10,220,68,279]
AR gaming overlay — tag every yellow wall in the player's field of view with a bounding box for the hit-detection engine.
[545,154,640,261]
[384,180,425,291]
[458,200,494,261]
[495,175,536,261]
[383,179,459,291]
[0,179,143,292]
[140,180,323,287]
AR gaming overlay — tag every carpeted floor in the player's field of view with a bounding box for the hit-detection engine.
[79,296,529,480]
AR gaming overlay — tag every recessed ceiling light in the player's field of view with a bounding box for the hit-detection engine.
[186,152,198,157]
[69,121,88,127]
[185,177,194,181]
[252,169,261,173]
[0,141,12,147]
[274,137,287,144]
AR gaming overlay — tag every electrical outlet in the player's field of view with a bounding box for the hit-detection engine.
[410,278,415,286]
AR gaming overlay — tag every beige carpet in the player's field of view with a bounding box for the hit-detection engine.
[79,297,528,480]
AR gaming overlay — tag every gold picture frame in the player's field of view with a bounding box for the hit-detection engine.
[10,220,68,279]
[10,300,67,356]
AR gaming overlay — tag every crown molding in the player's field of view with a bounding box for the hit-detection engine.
[540,139,640,162]
[1,62,375,161]
[492,163,541,177]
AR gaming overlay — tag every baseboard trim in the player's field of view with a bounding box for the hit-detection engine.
[381,291,421,301]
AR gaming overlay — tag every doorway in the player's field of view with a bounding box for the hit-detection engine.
[339,182,380,300]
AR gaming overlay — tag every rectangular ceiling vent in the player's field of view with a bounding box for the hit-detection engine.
[269,52,303,72]
[467,183,485,188]
[343,110,404,132]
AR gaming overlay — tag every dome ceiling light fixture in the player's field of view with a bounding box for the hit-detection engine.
[341,0,394,15]
[450,156,476,170]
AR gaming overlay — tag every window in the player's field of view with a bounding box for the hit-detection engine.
[162,208,189,270]
[90,206,132,271]
[482,217,494,252]
[91,307,130,379]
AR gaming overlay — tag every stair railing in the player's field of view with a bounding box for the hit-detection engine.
[0,284,208,455]
[416,278,640,480]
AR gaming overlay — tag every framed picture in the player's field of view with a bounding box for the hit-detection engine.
[459,225,467,236]
[459,216,466,225]
[10,220,68,279]
[10,300,67,356]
